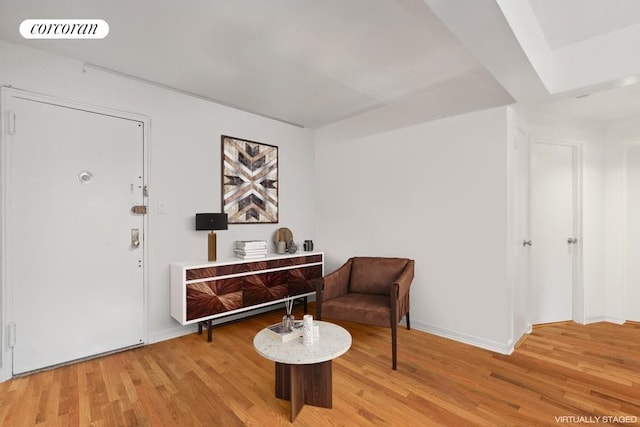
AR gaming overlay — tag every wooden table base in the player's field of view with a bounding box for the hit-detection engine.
[275,361,332,421]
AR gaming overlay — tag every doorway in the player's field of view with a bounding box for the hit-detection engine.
[1,89,149,375]
[624,144,640,322]
[529,140,583,325]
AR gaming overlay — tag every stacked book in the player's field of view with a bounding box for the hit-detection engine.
[234,240,268,259]
[265,320,304,342]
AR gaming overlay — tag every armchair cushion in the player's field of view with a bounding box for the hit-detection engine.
[320,293,390,327]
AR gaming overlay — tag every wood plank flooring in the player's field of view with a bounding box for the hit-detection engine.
[0,307,639,426]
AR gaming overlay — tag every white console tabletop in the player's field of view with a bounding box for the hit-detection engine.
[172,251,323,268]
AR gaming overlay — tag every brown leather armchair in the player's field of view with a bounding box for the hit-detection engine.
[315,257,415,370]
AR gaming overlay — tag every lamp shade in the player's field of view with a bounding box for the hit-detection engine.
[195,213,228,231]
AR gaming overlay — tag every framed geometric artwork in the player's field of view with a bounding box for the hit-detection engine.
[221,135,279,224]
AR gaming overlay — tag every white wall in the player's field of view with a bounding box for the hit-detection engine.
[0,40,316,345]
[315,106,513,353]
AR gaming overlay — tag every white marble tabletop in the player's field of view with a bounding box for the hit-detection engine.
[254,320,352,365]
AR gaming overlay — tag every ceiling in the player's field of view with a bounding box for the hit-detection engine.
[0,0,639,129]
[529,0,640,50]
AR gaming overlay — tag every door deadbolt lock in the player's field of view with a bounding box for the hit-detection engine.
[567,237,578,244]
[131,229,140,249]
[131,205,147,215]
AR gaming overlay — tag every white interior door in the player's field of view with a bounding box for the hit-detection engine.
[625,145,640,321]
[6,94,145,374]
[530,142,576,324]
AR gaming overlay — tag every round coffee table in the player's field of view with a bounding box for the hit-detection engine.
[253,320,351,421]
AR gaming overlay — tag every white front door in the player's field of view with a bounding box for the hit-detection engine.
[530,142,576,324]
[5,93,146,374]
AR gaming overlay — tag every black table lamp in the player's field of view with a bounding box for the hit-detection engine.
[195,213,228,261]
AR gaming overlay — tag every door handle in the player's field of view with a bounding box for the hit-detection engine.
[522,240,532,247]
[131,229,140,249]
[567,237,578,244]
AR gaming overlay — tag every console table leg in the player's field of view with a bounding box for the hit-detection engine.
[207,319,213,342]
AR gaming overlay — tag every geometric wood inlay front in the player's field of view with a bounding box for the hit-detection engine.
[185,262,322,321]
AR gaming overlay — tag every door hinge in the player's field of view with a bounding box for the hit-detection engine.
[131,205,147,215]
[8,322,16,348]
[7,111,16,135]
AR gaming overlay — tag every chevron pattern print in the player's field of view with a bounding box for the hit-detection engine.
[222,136,278,223]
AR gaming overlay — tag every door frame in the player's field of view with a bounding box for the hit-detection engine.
[529,138,584,325]
[512,125,532,339]
[0,87,150,381]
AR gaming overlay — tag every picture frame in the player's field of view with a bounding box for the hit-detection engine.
[221,135,279,224]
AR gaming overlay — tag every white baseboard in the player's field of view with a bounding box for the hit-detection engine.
[411,320,514,355]
[148,324,198,344]
[584,315,626,325]
[152,318,516,355]
[148,303,296,344]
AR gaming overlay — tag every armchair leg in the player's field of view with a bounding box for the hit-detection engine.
[406,311,411,330]
[315,289,323,320]
[391,322,397,370]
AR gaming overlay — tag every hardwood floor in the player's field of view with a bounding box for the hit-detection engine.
[1,307,638,426]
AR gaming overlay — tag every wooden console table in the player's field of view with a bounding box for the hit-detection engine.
[170,252,324,341]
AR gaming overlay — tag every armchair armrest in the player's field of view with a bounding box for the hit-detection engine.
[320,258,353,301]
[392,259,415,300]
[389,259,414,329]
[315,258,353,320]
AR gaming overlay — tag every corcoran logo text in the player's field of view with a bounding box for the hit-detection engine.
[19,19,109,39]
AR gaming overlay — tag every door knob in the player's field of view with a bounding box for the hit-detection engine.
[522,240,532,247]
[567,237,578,244]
